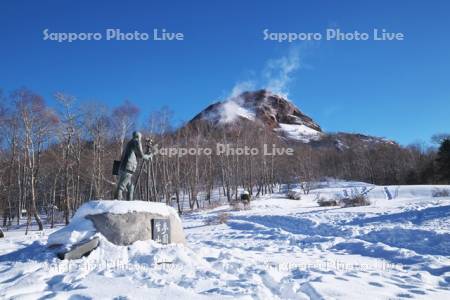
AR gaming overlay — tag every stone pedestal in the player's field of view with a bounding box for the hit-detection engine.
[47,200,186,260]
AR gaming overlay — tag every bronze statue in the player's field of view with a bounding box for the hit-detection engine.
[114,131,151,200]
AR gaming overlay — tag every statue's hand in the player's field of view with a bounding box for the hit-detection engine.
[143,154,152,161]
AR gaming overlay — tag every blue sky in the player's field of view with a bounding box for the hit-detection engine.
[0,0,449,145]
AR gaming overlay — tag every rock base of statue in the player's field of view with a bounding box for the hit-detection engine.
[47,200,186,260]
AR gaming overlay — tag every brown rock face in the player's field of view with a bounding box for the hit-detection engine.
[190,89,321,132]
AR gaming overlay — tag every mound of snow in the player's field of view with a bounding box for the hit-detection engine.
[72,200,177,221]
[47,217,96,247]
[81,235,202,271]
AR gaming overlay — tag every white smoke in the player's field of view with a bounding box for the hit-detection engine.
[218,81,256,123]
[262,47,301,98]
[225,46,302,101]
[217,46,304,123]
[219,100,255,124]
[229,81,256,99]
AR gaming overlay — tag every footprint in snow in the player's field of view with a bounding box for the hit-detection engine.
[368,281,384,287]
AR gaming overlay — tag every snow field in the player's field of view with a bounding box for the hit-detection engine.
[0,182,449,299]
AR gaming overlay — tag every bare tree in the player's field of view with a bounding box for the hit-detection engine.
[112,100,140,155]
[14,89,58,231]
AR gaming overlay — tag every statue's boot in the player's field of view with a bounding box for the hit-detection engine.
[117,189,124,200]
[127,184,134,201]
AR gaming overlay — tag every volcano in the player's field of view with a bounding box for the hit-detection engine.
[187,89,396,149]
[189,89,324,143]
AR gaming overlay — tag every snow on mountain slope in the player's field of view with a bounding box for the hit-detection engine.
[1,183,449,299]
[275,123,323,142]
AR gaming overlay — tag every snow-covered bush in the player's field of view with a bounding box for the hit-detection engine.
[314,193,336,206]
[218,212,229,224]
[231,201,247,211]
[317,198,338,207]
[286,190,302,200]
[300,181,313,194]
[432,188,450,197]
[205,212,229,225]
[316,190,370,207]
[230,197,251,210]
[339,194,371,207]
[231,202,240,210]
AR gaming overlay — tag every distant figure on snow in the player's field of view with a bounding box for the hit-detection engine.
[240,190,251,209]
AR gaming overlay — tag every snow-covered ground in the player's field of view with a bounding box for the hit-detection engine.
[1,183,450,299]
